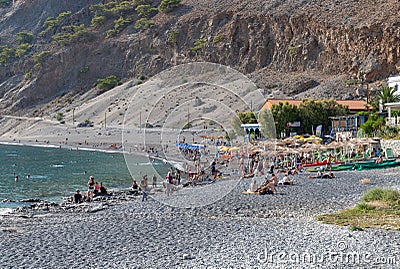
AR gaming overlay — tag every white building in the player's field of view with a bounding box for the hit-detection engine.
[388,75,400,93]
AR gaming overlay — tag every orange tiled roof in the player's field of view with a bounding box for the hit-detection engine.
[261,99,371,111]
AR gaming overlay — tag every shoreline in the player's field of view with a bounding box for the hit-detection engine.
[2,165,400,268]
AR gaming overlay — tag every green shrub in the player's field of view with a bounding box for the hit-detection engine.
[16,32,34,44]
[213,33,223,43]
[346,78,362,86]
[24,72,31,80]
[134,18,154,29]
[114,16,132,32]
[56,112,64,122]
[105,29,117,38]
[79,66,89,74]
[33,51,50,66]
[158,0,180,12]
[41,11,72,36]
[288,46,297,56]
[15,43,32,58]
[53,24,95,45]
[183,122,192,129]
[190,38,206,52]
[91,15,106,27]
[355,203,375,212]
[167,29,178,44]
[349,226,364,231]
[0,45,15,63]
[97,75,119,92]
[136,4,158,18]
[362,187,400,206]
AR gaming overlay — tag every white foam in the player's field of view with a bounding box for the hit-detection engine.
[0,208,14,215]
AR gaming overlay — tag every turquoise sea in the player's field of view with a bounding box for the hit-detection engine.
[0,144,168,211]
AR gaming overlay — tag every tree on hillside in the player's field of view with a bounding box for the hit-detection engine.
[97,75,119,92]
[158,0,180,12]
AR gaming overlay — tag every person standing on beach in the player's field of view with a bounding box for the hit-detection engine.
[87,176,95,201]
[140,175,148,202]
[165,172,173,196]
[176,170,181,185]
[152,174,157,188]
[94,182,100,195]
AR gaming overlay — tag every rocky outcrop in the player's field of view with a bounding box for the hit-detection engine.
[0,0,399,113]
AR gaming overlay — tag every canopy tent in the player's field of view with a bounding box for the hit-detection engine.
[176,143,205,150]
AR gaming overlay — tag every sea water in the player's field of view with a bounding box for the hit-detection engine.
[0,144,169,211]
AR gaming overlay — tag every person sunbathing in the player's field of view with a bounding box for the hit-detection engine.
[308,171,322,179]
[247,179,258,193]
[256,183,275,195]
[270,174,279,186]
[321,172,335,179]
[278,174,294,185]
[256,180,276,194]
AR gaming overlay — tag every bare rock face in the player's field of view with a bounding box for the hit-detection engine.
[0,0,399,114]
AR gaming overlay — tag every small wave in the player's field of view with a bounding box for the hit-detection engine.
[29,175,48,179]
[0,208,14,215]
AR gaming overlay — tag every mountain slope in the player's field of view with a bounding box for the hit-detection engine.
[0,0,399,115]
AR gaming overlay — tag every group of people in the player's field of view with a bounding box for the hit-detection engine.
[248,170,296,195]
[73,176,108,203]
[130,174,158,201]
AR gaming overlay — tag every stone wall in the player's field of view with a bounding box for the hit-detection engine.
[380,140,400,158]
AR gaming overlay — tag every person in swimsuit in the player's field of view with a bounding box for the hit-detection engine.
[87,176,95,201]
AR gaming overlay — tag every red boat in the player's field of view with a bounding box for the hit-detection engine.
[302,160,341,167]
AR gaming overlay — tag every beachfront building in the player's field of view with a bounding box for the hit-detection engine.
[260,99,370,114]
[329,114,368,141]
[385,102,400,127]
[388,75,400,94]
[261,99,371,139]
[241,124,262,142]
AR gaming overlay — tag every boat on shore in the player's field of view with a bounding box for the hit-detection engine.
[306,159,400,172]
[302,159,341,167]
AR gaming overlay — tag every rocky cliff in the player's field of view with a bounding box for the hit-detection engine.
[0,0,399,114]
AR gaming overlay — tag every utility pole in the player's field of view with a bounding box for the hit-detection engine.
[187,107,190,130]
[72,108,75,126]
[104,111,107,129]
[139,111,141,132]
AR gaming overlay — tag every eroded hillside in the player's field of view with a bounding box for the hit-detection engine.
[0,0,399,114]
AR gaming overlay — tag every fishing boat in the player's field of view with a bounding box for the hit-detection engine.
[302,159,341,167]
[307,159,399,172]
[353,159,400,170]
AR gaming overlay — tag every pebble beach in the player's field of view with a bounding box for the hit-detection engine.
[1,168,400,268]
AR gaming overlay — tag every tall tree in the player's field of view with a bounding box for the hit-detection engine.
[270,102,300,137]
[376,86,400,108]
